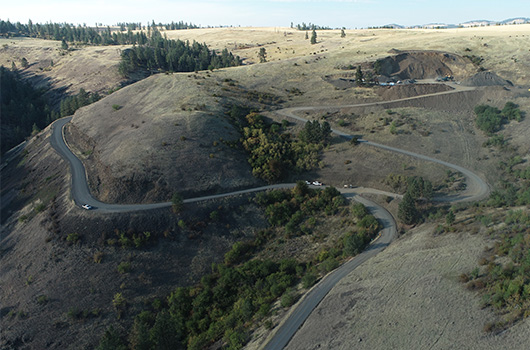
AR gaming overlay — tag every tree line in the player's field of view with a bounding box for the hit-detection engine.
[117,20,199,32]
[1,66,51,153]
[117,30,242,77]
[0,19,199,46]
[292,22,332,30]
[0,66,101,154]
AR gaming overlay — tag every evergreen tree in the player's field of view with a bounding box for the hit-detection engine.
[310,29,317,44]
[305,31,308,40]
[356,65,364,86]
[171,193,184,213]
[446,210,455,226]
[341,28,346,38]
[96,326,127,350]
[149,311,183,350]
[61,39,69,50]
[423,180,433,200]
[258,47,267,63]
[398,192,419,225]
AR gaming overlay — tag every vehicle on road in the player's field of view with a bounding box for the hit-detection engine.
[312,181,323,186]
[82,204,93,210]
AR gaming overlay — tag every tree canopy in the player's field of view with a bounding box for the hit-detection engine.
[118,30,241,77]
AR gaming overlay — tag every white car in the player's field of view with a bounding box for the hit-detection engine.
[82,204,93,210]
[312,181,323,186]
[305,181,312,185]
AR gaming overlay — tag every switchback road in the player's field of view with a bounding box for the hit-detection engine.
[49,82,489,350]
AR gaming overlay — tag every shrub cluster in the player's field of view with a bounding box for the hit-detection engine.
[255,181,345,235]
[120,258,304,350]
[465,211,530,331]
[486,155,530,207]
[343,203,382,255]
[394,176,434,225]
[98,186,382,350]
[236,110,330,183]
[475,102,523,135]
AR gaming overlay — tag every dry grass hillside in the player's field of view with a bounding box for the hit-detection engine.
[1,24,530,350]
[65,72,264,203]
[163,25,530,84]
[62,24,530,203]
[0,37,124,100]
[283,224,530,350]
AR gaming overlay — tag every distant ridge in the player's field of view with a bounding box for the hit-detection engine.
[381,17,529,29]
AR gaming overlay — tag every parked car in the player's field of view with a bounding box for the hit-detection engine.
[82,204,93,210]
[312,181,323,186]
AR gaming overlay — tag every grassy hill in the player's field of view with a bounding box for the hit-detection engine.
[1,24,529,350]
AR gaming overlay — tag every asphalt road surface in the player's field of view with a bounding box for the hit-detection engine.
[49,83,489,349]
[262,193,396,350]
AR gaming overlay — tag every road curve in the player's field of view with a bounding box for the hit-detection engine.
[262,86,489,349]
[51,117,301,213]
[50,83,489,349]
[262,192,396,350]
[276,93,490,204]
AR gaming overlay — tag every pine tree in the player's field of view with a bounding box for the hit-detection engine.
[423,180,433,200]
[446,210,455,226]
[310,29,317,44]
[61,39,68,50]
[305,31,308,40]
[341,28,346,38]
[258,47,267,63]
[355,65,364,86]
[398,192,419,225]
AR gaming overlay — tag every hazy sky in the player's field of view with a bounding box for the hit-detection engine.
[3,0,529,28]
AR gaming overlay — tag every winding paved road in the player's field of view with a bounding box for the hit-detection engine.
[49,82,489,349]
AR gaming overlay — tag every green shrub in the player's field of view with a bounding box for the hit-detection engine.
[66,232,80,243]
[224,241,254,265]
[37,295,48,305]
[501,102,523,121]
[34,203,46,213]
[475,105,503,134]
[351,202,369,219]
[117,261,131,274]
[171,193,184,213]
[320,257,339,273]
[112,104,122,111]
[178,219,186,229]
[280,289,297,307]
[302,271,317,288]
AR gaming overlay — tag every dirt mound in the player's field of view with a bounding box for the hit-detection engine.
[376,51,475,80]
[462,71,513,87]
